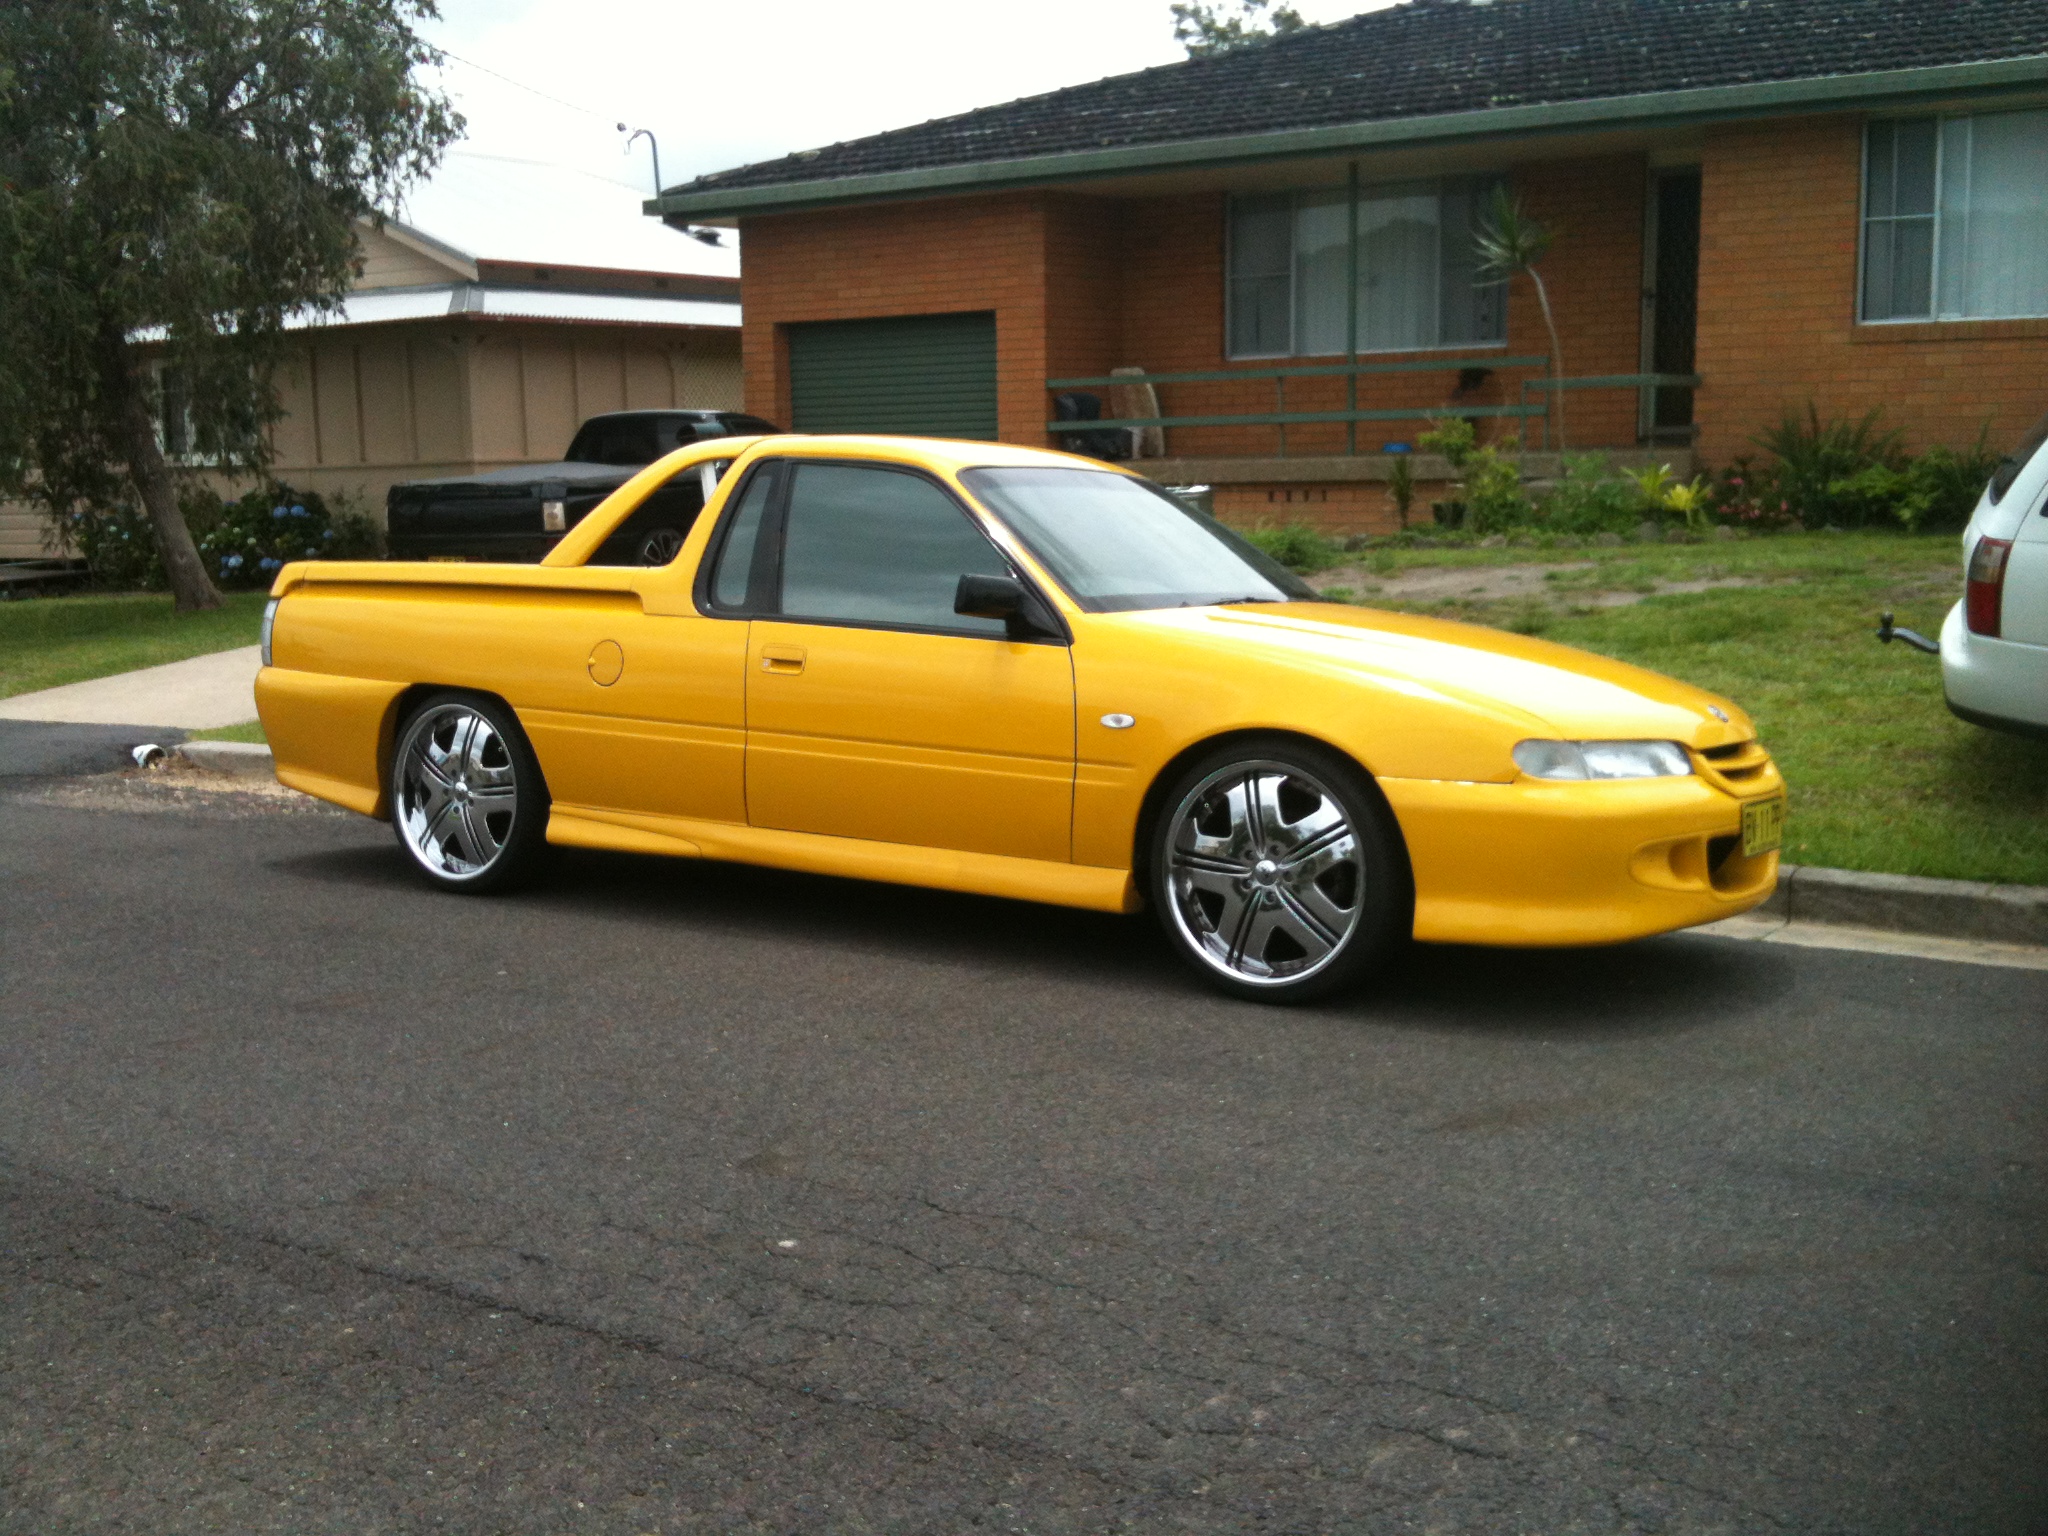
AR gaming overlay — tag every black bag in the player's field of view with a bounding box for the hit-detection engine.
[1053,392,1130,462]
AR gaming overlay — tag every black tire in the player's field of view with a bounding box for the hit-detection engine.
[636,524,687,566]
[1148,736,1408,1004]
[389,690,550,894]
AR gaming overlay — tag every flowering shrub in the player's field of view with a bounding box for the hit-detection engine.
[1705,458,1797,532]
[194,484,380,588]
[59,482,380,591]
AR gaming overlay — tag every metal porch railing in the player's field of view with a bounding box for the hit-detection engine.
[1044,359,1704,457]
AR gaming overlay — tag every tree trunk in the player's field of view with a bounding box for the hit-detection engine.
[1527,268,1567,453]
[96,324,221,612]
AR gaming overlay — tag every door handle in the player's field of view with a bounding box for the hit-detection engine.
[760,646,806,675]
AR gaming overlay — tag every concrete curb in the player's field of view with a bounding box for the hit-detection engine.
[1756,864,2048,948]
[176,740,275,780]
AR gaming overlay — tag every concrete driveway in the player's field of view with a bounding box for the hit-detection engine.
[2,783,2043,1534]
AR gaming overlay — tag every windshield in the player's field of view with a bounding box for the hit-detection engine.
[1990,409,2048,505]
[959,467,1315,612]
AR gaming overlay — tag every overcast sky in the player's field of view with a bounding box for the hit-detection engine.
[420,0,1394,197]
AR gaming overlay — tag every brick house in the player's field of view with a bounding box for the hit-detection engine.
[650,0,2048,534]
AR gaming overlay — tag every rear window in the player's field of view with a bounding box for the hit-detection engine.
[566,417,661,465]
[1990,409,2048,505]
[694,415,780,440]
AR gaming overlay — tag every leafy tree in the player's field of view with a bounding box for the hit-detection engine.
[1172,0,1307,57]
[1473,186,1567,452]
[0,0,460,610]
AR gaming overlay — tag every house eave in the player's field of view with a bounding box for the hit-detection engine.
[648,54,2048,221]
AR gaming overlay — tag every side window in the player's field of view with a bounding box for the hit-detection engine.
[708,467,776,608]
[777,464,1011,636]
[585,471,707,568]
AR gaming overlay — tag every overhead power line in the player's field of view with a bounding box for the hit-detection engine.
[431,46,617,125]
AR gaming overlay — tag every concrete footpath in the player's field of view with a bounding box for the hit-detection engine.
[0,645,260,729]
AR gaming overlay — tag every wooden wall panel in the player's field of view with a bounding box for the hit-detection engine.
[310,341,363,465]
[412,333,470,463]
[520,333,580,460]
[467,332,527,462]
[573,338,627,419]
[357,335,415,465]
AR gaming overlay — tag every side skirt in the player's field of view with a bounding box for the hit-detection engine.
[546,804,1141,914]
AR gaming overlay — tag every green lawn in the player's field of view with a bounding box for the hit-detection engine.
[0,592,268,700]
[1308,531,2048,886]
[186,720,268,744]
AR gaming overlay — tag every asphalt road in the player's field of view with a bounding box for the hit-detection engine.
[2,780,2044,1535]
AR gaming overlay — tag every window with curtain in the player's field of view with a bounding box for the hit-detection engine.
[1226,178,1507,359]
[1863,110,2048,323]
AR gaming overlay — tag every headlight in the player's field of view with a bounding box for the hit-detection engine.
[260,598,278,668]
[1513,739,1692,780]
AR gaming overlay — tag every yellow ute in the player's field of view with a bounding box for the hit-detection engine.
[257,434,1784,1002]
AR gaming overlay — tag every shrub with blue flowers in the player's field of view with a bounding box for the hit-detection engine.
[194,484,381,589]
[63,482,381,590]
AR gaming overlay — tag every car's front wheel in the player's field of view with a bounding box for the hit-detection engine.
[390,691,549,893]
[1149,738,1408,1003]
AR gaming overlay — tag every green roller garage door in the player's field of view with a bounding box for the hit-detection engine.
[787,312,998,441]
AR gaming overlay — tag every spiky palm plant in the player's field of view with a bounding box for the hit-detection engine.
[1475,187,1566,452]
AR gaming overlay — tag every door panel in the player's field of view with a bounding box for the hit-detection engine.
[746,620,1075,862]
[514,587,750,823]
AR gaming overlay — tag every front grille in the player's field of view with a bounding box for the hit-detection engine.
[1695,738,1773,792]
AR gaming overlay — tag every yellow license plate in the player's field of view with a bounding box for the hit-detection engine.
[1742,797,1785,857]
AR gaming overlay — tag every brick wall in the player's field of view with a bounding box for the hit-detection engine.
[1098,161,1646,460]
[739,126,2046,485]
[1696,114,2048,465]
[740,162,1652,464]
[741,194,1058,443]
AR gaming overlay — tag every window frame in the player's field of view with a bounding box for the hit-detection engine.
[691,456,1070,645]
[1223,176,1511,362]
[1859,108,2048,327]
[149,359,203,466]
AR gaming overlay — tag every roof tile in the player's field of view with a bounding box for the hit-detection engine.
[679,0,2048,196]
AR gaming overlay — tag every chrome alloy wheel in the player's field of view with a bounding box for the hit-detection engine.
[1165,760,1367,988]
[637,526,685,566]
[394,703,522,880]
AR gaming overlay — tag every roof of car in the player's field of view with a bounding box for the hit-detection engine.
[659,0,2048,216]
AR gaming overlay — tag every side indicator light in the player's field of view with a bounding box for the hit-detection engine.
[1100,713,1135,730]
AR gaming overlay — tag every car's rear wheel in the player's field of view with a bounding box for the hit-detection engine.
[1150,738,1407,1004]
[390,691,549,893]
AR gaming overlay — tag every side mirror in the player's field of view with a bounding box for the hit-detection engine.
[955,573,1059,641]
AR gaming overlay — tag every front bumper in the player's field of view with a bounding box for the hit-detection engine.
[1384,764,1784,947]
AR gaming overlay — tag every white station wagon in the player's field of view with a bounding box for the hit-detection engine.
[1944,411,2048,739]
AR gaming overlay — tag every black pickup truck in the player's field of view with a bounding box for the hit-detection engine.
[385,409,780,565]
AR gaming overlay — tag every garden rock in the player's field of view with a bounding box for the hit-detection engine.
[1594,532,1624,546]
[1635,520,1661,541]
[1713,525,1738,540]
[1480,535,1508,548]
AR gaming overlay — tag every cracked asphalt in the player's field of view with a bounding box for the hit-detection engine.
[2,782,2044,1534]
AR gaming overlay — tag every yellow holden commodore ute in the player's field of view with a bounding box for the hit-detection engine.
[256,434,1785,1003]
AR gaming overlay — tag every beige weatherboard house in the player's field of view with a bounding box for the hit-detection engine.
[0,151,743,559]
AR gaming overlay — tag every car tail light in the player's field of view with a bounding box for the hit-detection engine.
[1966,536,2012,637]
